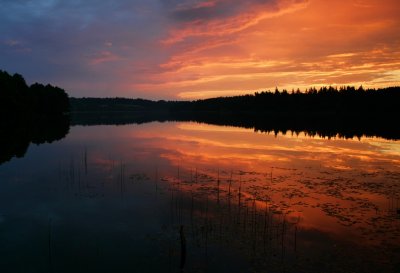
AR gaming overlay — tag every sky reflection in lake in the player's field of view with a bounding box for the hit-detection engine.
[0,122,399,272]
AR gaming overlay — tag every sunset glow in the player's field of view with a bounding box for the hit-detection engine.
[69,122,400,243]
[1,0,400,99]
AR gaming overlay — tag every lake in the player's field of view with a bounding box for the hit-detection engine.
[0,121,399,273]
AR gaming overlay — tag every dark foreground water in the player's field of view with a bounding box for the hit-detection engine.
[0,122,399,273]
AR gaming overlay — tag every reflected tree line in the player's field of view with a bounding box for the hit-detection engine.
[169,86,400,139]
[1,69,399,164]
[70,86,400,140]
[0,70,70,164]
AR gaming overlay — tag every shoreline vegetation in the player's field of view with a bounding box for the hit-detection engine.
[0,70,69,117]
[69,86,400,140]
[0,70,70,164]
[1,70,400,157]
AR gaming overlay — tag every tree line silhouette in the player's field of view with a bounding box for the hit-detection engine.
[0,70,70,165]
[0,70,69,115]
[1,68,399,164]
[70,86,399,116]
[169,86,400,115]
[70,97,168,112]
[168,86,400,140]
[70,86,400,140]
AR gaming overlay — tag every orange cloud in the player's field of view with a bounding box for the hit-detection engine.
[162,0,308,44]
[129,0,400,99]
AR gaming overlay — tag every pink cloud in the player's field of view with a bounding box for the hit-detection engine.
[130,0,400,99]
[89,50,120,65]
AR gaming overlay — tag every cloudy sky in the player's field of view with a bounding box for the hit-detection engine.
[1,0,399,99]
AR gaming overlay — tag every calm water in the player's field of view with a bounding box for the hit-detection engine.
[0,122,399,273]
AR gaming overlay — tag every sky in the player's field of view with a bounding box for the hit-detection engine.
[1,0,400,99]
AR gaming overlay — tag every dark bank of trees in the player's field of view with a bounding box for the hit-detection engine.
[168,86,400,140]
[70,86,399,117]
[0,70,69,116]
[0,70,70,164]
[69,97,172,125]
[70,86,400,140]
[70,97,168,113]
[170,86,400,115]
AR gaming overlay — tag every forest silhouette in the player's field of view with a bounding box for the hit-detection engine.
[0,70,69,115]
[0,70,70,164]
[70,86,400,140]
[70,86,400,117]
[1,68,400,164]
[169,86,400,115]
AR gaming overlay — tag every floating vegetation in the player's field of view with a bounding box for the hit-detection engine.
[2,123,399,273]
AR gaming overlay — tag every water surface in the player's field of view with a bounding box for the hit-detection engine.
[0,122,399,273]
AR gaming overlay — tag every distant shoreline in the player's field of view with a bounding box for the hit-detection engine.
[69,109,400,141]
[69,86,400,140]
[70,86,400,115]
[2,69,399,141]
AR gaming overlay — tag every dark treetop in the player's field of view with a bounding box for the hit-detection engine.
[70,86,400,140]
[1,69,399,166]
[0,70,69,116]
[0,70,70,164]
